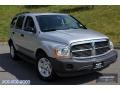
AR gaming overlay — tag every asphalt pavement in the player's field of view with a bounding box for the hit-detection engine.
[0,44,120,85]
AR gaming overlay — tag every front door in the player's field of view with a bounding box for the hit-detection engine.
[21,16,38,57]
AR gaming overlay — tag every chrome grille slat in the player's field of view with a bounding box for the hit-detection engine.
[71,40,110,58]
[95,45,109,49]
[72,48,92,52]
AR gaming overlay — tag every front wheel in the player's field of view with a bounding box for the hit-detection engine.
[37,56,56,81]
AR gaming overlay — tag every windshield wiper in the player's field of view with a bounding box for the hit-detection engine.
[66,27,80,29]
[43,28,57,32]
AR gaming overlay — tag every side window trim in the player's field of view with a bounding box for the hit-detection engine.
[22,15,27,30]
[14,17,18,28]
[15,15,25,30]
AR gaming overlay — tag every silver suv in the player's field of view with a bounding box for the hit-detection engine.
[8,12,117,80]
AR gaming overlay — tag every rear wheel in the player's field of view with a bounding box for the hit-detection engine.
[10,44,18,60]
[36,54,56,81]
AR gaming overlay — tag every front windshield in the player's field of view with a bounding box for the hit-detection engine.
[36,14,86,32]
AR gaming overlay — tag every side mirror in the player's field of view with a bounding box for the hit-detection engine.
[24,27,36,33]
[80,24,87,29]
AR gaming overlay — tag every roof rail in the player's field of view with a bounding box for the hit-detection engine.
[15,12,31,16]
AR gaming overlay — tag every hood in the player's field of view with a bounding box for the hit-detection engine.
[42,29,108,45]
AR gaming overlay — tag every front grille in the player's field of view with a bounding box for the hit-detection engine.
[72,50,92,57]
[95,41,109,48]
[71,43,92,50]
[96,47,110,55]
[71,40,110,58]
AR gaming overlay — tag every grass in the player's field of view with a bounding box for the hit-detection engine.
[0,5,120,45]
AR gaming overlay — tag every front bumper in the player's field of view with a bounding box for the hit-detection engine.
[50,50,117,77]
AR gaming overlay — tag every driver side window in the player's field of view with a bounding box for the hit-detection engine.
[24,16,36,32]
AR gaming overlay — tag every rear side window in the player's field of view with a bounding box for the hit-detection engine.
[15,16,25,29]
[10,17,17,28]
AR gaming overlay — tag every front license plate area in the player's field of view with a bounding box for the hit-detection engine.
[93,62,104,69]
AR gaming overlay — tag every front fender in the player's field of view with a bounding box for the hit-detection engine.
[37,40,67,57]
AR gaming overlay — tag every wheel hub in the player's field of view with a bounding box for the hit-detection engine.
[38,58,52,77]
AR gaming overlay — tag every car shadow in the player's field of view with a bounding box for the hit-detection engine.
[0,53,103,85]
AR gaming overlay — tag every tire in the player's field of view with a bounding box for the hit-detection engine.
[10,44,18,60]
[36,54,56,81]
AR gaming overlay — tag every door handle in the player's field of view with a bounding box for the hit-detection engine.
[21,34,24,37]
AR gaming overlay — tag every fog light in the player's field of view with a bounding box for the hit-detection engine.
[66,64,73,70]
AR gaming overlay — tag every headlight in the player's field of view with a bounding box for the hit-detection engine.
[54,46,70,59]
[109,41,114,50]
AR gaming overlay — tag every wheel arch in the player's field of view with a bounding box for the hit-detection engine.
[8,39,13,46]
[35,48,48,59]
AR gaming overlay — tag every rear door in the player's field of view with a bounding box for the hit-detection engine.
[13,15,25,51]
[10,16,17,45]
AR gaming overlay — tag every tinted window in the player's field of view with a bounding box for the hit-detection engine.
[10,17,17,28]
[24,16,35,31]
[15,16,25,29]
[36,15,86,32]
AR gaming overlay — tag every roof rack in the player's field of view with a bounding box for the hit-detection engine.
[15,12,31,16]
